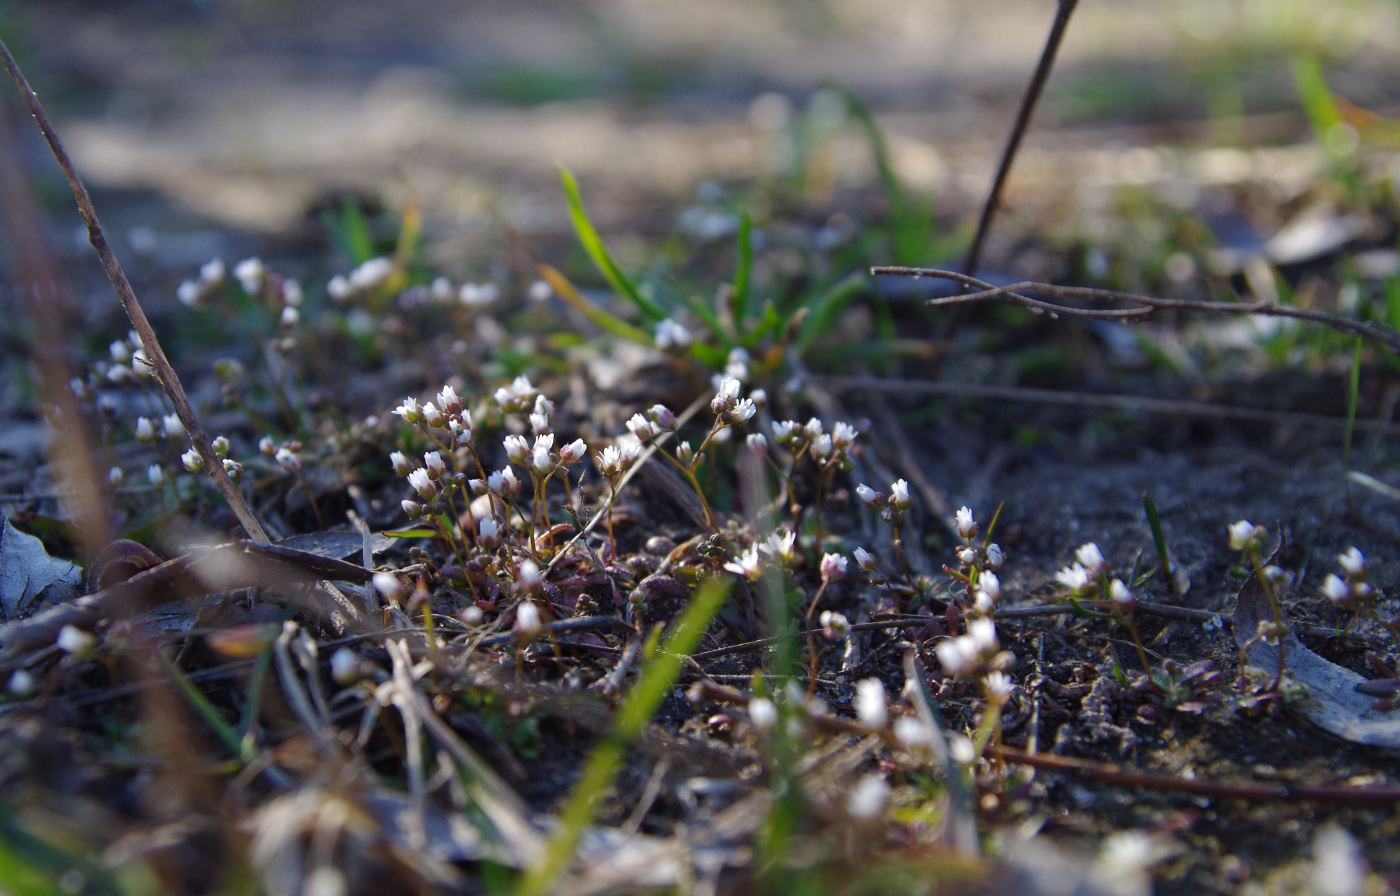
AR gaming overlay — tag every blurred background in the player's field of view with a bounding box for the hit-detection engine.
[4,0,1399,280]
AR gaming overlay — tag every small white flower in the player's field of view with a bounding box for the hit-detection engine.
[146,464,164,486]
[1108,578,1135,610]
[1075,543,1107,576]
[532,434,556,475]
[349,257,394,291]
[935,636,980,678]
[393,396,423,424]
[181,449,204,472]
[761,530,797,566]
[654,318,692,351]
[162,413,184,439]
[968,617,998,653]
[514,600,543,638]
[234,257,265,294]
[854,678,888,728]
[889,479,912,510]
[832,421,858,449]
[400,499,421,518]
[1338,547,1367,579]
[853,547,876,572]
[724,545,765,581]
[596,445,624,476]
[893,716,933,750]
[1228,520,1265,552]
[327,274,351,301]
[279,305,299,328]
[847,774,889,821]
[372,572,405,603]
[7,669,36,697]
[274,447,300,472]
[948,734,977,765]
[746,433,768,454]
[109,340,131,364]
[503,434,530,465]
[820,610,851,639]
[134,417,156,443]
[407,468,437,499]
[222,459,243,478]
[856,484,880,508]
[986,543,1005,570]
[478,517,501,549]
[984,671,1014,701]
[330,647,364,685]
[57,625,96,658]
[772,420,799,444]
[978,572,1001,603]
[820,552,848,582]
[517,560,543,591]
[282,279,303,306]
[258,436,277,457]
[1321,573,1351,604]
[108,467,125,487]
[436,385,463,415]
[730,398,757,423]
[176,280,201,306]
[1055,563,1092,594]
[488,466,521,496]
[559,438,587,466]
[811,433,834,460]
[199,258,225,285]
[955,506,977,540]
[527,279,553,302]
[423,451,445,478]
[389,451,411,476]
[626,413,656,442]
[747,697,777,731]
[421,402,445,427]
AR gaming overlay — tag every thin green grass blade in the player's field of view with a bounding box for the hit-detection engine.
[158,653,250,762]
[796,271,866,351]
[537,263,653,345]
[1142,491,1178,599]
[558,167,668,322]
[514,578,729,896]
[732,208,753,324]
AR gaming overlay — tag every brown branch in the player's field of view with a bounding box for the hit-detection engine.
[961,0,1080,282]
[990,746,1400,806]
[0,37,270,544]
[873,266,1400,357]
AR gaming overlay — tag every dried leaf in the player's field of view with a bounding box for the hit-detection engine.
[0,518,81,621]
[1233,558,1400,751]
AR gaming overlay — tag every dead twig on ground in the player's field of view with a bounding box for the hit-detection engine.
[874,266,1400,358]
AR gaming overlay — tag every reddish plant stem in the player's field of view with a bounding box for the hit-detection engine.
[0,37,271,544]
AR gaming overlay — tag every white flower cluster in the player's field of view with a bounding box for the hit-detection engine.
[934,616,1000,679]
[1054,542,1133,611]
[1321,546,1374,608]
[328,257,395,302]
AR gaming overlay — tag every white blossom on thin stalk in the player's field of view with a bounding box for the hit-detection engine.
[1338,547,1367,578]
[1228,520,1266,552]
[503,434,530,465]
[723,544,764,581]
[389,451,411,476]
[955,506,977,540]
[372,572,405,603]
[889,479,912,510]
[854,547,877,572]
[181,449,204,472]
[748,697,777,731]
[423,451,445,478]
[820,552,848,582]
[478,517,501,549]
[559,438,587,466]
[407,468,436,500]
[1076,543,1107,576]
[854,678,888,728]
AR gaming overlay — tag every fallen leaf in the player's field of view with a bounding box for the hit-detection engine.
[1233,555,1400,751]
[0,518,82,621]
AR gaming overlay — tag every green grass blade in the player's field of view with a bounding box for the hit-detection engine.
[796,271,866,351]
[158,653,251,762]
[558,167,668,322]
[537,263,653,345]
[514,578,729,896]
[1142,491,1178,599]
[732,208,753,324]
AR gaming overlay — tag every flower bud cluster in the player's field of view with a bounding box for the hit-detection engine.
[327,257,395,303]
[396,386,475,449]
[1053,542,1134,612]
[1321,546,1376,609]
[710,377,757,426]
[774,417,860,471]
